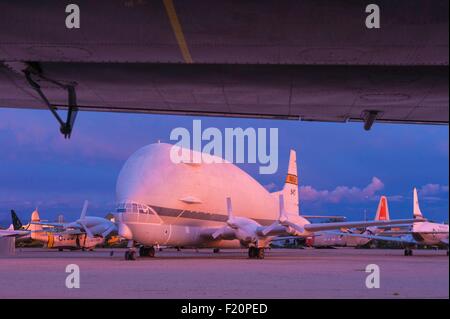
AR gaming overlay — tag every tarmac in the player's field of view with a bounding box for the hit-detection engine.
[0,248,448,299]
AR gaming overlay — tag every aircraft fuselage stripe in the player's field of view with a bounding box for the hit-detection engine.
[148,205,275,226]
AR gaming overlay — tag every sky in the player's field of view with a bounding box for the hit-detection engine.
[0,108,448,226]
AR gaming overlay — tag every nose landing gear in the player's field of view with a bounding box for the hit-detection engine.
[248,247,265,259]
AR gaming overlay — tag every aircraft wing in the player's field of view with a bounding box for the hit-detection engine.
[0,0,448,136]
[0,229,30,238]
[330,232,418,245]
[61,229,84,235]
[375,225,411,231]
[303,219,421,233]
[30,222,65,228]
[381,230,449,236]
[301,215,346,221]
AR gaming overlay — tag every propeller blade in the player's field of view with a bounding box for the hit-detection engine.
[80,200,89,220]
[79,222,94,238]
[261,222,279,236]
[212,227,226,240]
[276,194,305,235]
[101,223,117,238]
[278,194,288,223]
[226,197,233,219]
[225,197,237,228]
[260,195,287,236]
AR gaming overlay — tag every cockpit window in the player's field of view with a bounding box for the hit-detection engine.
[115,202,155,215]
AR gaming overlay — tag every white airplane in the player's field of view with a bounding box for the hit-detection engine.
[31,201,117,238]
[336,188,449,256]
[305,195,394,248]
[29,202,116,251]
[115,143,420,260]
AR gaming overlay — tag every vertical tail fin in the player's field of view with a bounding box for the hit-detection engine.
[272,149,299,215]
[29,209,43,240]
[413,188,423,219]
[10,210,23,230]
[374,196,390,221]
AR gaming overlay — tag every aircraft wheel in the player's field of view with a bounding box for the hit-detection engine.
[248,247,257,259]
[58,248,63,252]
[213,248,220,253]
[129,251,136,260]
[139,246,156,257]
[125,250,137,260]
[256,248,265,259]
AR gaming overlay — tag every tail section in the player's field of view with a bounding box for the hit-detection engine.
[29,209,43,240]
[413,187,423,219]
[10,210,23,230]
[374,196,390,221]
[271,150,299,215]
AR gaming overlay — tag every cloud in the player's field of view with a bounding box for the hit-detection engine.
[0,110,135,162]
[386,195,404,202]
[299,177,384,203]
[419,184,449,196]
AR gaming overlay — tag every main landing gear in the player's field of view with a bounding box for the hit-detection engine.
[125,240,137,260]
[404,248,413,256]
[139,246,156,258]
[248,247,265,259]
[125,250,136,260]
[124,243,156,260]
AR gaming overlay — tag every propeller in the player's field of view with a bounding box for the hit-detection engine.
[75,200,93,238]
[225,197,238,228]
[262,194,304,236]
[80,200,88,220]
[212,197,236,239]
[261,194,285,235]
[79,221,94,238]
[101,223,117,238]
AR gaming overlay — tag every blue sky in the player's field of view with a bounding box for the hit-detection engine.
[0,108,448,226]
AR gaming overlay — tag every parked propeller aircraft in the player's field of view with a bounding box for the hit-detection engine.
[115,143,421,260]
[27,201,116,251]
[31,201,117,238]
[305,196,394,248]
[335,188,449,256]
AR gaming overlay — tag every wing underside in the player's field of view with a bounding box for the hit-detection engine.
[0,63,448,124]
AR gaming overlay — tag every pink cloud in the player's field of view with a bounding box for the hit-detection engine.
[299,177,385,203]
